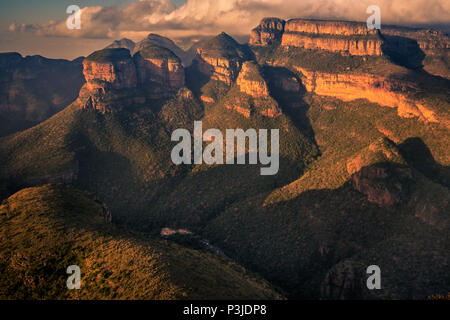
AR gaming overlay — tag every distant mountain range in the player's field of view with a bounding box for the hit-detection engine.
[0,17,448,299]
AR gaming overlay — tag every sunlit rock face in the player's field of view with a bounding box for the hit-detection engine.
[79,48,139,113]
[78,47,187,113]
[194,32,250,85]
[236,61,270,97]
[226,61,282,119]
[281,19,383,56]
[134,46,185,99]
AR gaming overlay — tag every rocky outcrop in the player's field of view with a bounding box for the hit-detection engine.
[79,48,139,113]
[281,32,383,56]
[83,51,137,90]
[294,66,439,123]
[284,19,376,36]
[250,18,383,56]
[194,33,250,85]
[250,17,449,62]
[281,19,383,56]
[250,18,286,46]
[236,61,270,97]
[226,61,281,118]
[134,46,185,99]
[79,47,186,112]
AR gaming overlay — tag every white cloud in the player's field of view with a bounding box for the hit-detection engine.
[8,0,450,40]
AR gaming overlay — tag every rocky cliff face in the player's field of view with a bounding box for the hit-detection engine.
[226,61,281,118]
[79,47,185,113]
[281,32,383,56]
[250,18,286,46]
[250,17,450,59]
[294,66,438,123]
[382,27,450,55]
[194,33,250,85]
[79,49,139,113]
[134,46,185,98]
[236,61,270,97]
[250,18,383,56]
[83,55,137,91]
[281,19,383,56]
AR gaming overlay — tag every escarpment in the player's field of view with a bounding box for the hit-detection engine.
[226,61,281,118]
[282,19,384,56]
[251,18,384,56]
[294,66,439,123]
[250,17,450,59]
[79,46,185,113]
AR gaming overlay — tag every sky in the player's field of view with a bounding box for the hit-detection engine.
[0,0,448,60]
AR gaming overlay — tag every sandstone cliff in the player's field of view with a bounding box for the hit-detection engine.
[134,46,185,99]
[250,17,450,60]
[250,18,384,56]
[250,17,285,46]
[225,61,281,118]
[281,32,383,56]
[294,66,439,123]
[281,19,383,56]
[79,47,185,113]
[194,33,251,85]
[79,48,139,113]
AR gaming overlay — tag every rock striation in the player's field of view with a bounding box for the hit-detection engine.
[294,66,438,123]
[78,47,185,113]
[79,48,139,113]
[250,18,286,46]
[194,32,251,85]
[134,46,185,98]
[226,61,282,118]
[250,18,383,56]
[250,17,450,58]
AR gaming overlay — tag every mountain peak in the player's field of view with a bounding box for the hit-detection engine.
[85,48,132,63]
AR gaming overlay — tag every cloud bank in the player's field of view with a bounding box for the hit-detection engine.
[8,0,450,40]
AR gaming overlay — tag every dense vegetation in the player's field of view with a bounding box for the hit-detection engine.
[0,184,284,299]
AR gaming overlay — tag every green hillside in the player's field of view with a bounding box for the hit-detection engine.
[0,184,284,299]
